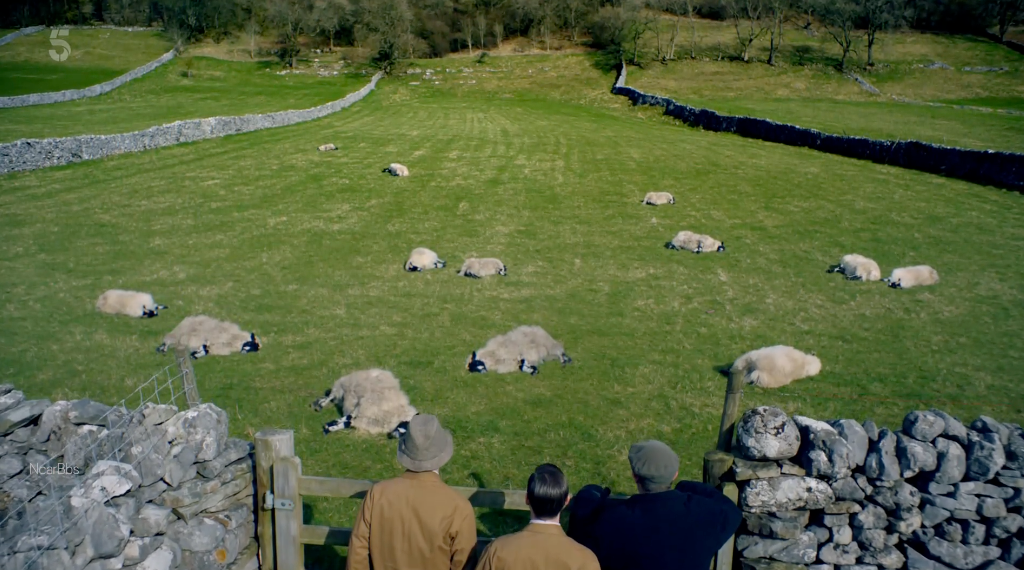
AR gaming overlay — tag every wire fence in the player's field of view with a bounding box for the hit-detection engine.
[0,353,200,568]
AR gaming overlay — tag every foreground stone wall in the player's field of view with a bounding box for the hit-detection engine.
[611,65,1024,193]
[0,71,382,174]
[0,384,256,570]
[0,26,45,47]
[732,406,1024,570]
[0,50,177,109]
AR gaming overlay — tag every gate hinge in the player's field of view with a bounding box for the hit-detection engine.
[263,491,294,511]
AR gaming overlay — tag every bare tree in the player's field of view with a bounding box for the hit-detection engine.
[661,0,697,60]
[863,0,908,66]
[765,0,789,65]
[558,0,592,43]
[311,0,351,52]
[476,11,487,48]
[356,0,413,73]
[816,0,859,70]
[267,0,311,67]
[993,0,1024,42]
[493,20,503,47]
[462,15,474,52]
[722,0,769,62]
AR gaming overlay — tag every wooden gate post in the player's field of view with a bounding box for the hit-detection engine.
[255,429,295,570]
[274,456,304,570]
[174,348,201,408]
[715,371,744,452]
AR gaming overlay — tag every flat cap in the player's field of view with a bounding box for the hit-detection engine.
[628,440,679,487]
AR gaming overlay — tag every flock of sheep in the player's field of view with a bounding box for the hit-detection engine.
[92,162,941,440]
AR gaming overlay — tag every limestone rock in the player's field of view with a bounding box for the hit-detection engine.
[898,433,938,478]
[165,517,226,552]
[905,411,946,442]
[131,504,176,537]
[853,505,888,530]
[986,513,1022,539]
[744,513,807,539]
[854,528,887,551]
[970,417,1009,446]
[962,521,986,545]
[864,429,901,481]
[195,438,252,478]
[863,420,880,442]
[166,404,229,462]
[830,420,869,468]
[861,545,906,569]
[922,505,952,528]
[122,536,164,566]
[772,532,819,564]
[976,497,1005,518]
[807,524,830,543]
[907,545,955,570]
[832,525,852,546]
[831,478,865,502]
[819,542,860,565]
[0,400,51,436]
[930,410,969,446]
[825,501,862,514]
[734,457,783,481]
[925,537,1000,570]
[794,416,855,480]
[68,399,113,426]
[965,433,1005,481]
[936,521,962,542]
[933,438,967,485]
[741,476,835,513]
[1005,432,1024,472]
[736,407,802,461]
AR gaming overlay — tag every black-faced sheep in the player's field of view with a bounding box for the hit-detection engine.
[643,192,675,206]
[96,289,168,318]
[458,258,506,278]
[884,265,939,289]
[827,254,882,282]
[383,163,410,177]
[405,247,446,272]
[467,325,571,375]
[665,231,725,253]
[730,345,821,389]
[156,315,261,359]
[311,369,417,438]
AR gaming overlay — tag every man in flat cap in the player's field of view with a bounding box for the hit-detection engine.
[567,440,742,570]
[347,414,478,570]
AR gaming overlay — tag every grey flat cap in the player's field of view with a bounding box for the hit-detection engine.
[628,440,679,487]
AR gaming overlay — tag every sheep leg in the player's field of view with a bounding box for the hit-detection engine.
[435,260,446,268]
[826,264,843,274]
[846,274,862,281]
[519,359,539,375]
[388,421,410,439]
[156,343,169,354]
[141,308,158,318]
[464,272,480,279]
[155,304,168,310]
[311,392,335,412]
[560,353,573,366]
[323,415,352,435]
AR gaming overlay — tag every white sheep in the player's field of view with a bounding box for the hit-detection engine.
[827,254,882,282]
[156,315,260,359]
[467,325,571,375]
[311,369,417,437]
[405,248,446,272]
[96,289,167,318]
[730,345,821,389]
[383,163,410,177]
[665,231,725,253]
[458,258,506,278]
[884,265,939,289]
[318,143,337,152]
[642,192,675,206]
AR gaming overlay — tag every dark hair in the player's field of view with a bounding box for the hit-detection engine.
[527,463,569,520]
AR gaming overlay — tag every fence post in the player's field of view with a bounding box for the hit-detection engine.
[274,455,304,570]
[255,429,295,570]
[715,371,744,452]
[715,482,739,570]
[174,348,201,408]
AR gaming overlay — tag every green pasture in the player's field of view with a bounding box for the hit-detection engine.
[0,57,369,142]
[1,46,1024,564]
[0,28,171,96]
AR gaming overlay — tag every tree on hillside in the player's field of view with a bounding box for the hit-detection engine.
[311,0,353,51]
[863,0,909,66]
[268,0,312,66]
[816,0,860,69]
[765,0,790,65]
[356,0,413,73]
[992,0,1024,41]
[722,0,770,62]
[559,0,595,43]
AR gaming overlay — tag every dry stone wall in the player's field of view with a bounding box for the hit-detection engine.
[0,384,256,570]
[0,72,383,174]
[732,406,1024,570]
[611,65,1024,193]
[0,50,177,109]
[0,26,44,47]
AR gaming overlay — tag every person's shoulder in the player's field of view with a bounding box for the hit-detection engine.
[562,535,601,566]
[436,482,474,509]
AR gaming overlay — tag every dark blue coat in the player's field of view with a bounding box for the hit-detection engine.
[567,480,742,570]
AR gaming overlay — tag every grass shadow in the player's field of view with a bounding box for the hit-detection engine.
[782,44,840,68]
[302,502,347,570]
[713,364,733,379]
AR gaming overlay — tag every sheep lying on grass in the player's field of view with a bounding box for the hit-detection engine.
[311,369,417,438]
[827,254,882,282]
[156,315,261,359]
[383,163,410,177]
[405,248,446,272]
[643,192,675,206]
[96,289,168,318]
[467,325,572,375]
[317,144,337,152]
[665,231,726,253]
[730,345,821,389]
[884,265,939,289]
[458,258,506,278]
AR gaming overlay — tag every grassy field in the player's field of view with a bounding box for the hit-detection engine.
[630,19,1024,152]
[0,28,171,96]
[0,57,369,142]
[2,51,1024,563]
